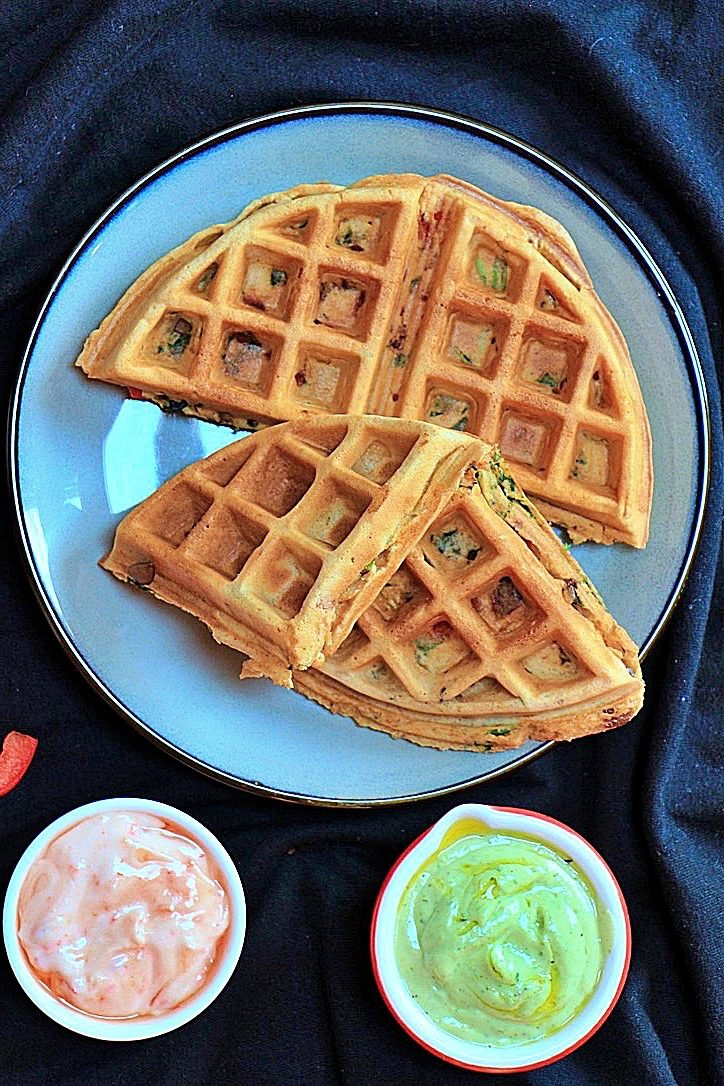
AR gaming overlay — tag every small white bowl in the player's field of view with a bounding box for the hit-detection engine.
[371,802,631,1073]
[4,797,246,1041]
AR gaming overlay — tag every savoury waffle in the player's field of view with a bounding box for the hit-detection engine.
[77,174,653,548]
[287,445,644,751]
[100,416,486,684]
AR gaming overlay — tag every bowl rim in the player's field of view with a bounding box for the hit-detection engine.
[3,796,246,1041]
[370,802,631,1073]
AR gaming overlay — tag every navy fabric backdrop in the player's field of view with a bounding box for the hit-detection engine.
[1,2,722,1083]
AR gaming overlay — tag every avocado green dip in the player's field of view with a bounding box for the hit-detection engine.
[394,818,612,1047]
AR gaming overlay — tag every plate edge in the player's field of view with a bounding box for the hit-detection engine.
[6,100,711,806]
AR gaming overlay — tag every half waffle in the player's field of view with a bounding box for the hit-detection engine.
[77,173,653,548]
[100,416,487,685]
[288,446,644,751]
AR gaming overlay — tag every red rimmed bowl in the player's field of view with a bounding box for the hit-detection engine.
[371,802,631,1073]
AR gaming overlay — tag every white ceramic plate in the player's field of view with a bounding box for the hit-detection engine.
[9,103,710,805]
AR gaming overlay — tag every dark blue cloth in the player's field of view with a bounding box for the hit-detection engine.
[1,3,722,1083]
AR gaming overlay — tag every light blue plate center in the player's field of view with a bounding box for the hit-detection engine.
[14,108,703,803]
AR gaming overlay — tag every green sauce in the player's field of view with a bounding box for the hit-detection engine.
[394,819,612,1047]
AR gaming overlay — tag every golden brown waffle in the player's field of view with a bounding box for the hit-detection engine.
[100,416,487,685]
[286,446,644,751]
[77,174,652,548]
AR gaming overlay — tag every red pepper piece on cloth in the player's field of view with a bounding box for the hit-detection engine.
[0,731,38,796]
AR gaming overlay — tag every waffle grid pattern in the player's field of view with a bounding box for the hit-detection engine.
[321,484,622,712]
[108,417,471,671]
[138,188,419,424]
[81,176,650,545]
[101,418,643,749]
[384,201,629,531]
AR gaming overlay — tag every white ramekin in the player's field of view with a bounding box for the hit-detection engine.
[371,802,631,1073]
[3,797,246,1041]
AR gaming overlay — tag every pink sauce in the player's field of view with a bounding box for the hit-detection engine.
[17,811,230,1019]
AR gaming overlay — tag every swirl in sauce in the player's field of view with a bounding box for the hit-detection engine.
[394,818,612,1046]
[17,811,230,1018]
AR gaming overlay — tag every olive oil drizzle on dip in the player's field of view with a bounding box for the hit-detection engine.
[394,818,613,1047]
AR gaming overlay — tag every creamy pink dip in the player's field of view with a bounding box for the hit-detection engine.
[17,811,230,1018]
